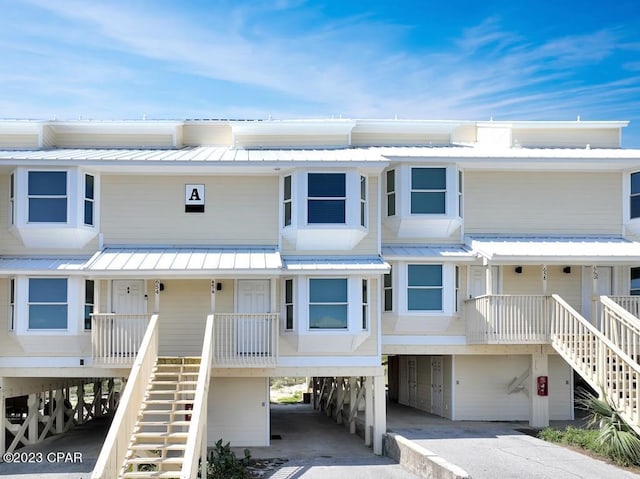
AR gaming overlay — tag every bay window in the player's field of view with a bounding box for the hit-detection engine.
[28,278,68,330]
[407,264,443,311]
[411,168,446,214]
[309,278,348,329]
[28,171,67,223]
[307,173,346,224]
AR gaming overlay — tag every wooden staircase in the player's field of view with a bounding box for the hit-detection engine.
[550,295,640,435]
[121,357,201,479]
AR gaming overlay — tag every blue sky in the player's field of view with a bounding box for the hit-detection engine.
[1,0,639,146]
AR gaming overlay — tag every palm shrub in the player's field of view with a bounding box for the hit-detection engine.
[577,388,640,466]
[201,439,252,479]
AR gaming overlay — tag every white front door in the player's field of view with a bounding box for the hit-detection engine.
[113,280,146,314]
[469,266,499,298]
[407,357,417,407]
[112,280,146,354]
[431,356,444,416]
[582,266,613,322]
[236,280,271,354]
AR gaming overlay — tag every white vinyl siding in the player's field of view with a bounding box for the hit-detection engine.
[464,171,621,234]
[55,133,174,148]
[101,175,278,245]
[512,128,619,148]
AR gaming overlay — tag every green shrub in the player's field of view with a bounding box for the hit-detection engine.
[202,439,252,479]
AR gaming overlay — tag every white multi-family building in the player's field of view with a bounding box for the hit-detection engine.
[0,118,639,478]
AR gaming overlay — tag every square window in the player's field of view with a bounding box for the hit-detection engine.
[309,278,348,329]
[407,264,443,311]
[28,171,67,223]
[28,278,68,329]
[307,173,346,224]
[411,168,446,214]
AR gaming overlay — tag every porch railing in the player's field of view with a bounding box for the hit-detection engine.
[608,296,640,319]
[91,314,159,479]
[181,314,214,478]
[212,313,279,367]
[465,295,550,344]
[92,314,151,365]
[597,296,640,363]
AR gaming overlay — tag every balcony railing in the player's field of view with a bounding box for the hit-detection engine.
[212,313,279,367]
[92,314,151,365]
[465,295,550,344]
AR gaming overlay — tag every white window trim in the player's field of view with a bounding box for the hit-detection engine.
[14,276,83,335]
[283,277,295,332]
[280,169,368,250]
[397,262,455,316]
[9,167,100,248]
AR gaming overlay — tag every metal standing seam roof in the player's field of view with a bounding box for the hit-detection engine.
[466,236,640,263]
[282,256,389,272]
[381,245,476,261]
[0,145,639,163]
[84,247,282,273]
[0,257,89,274]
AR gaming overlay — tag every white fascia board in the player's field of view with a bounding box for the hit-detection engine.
[476,120,629,129]
[479,255,640,265]
[352,119,468,134]
[230,119,357,136]
[382,335,467,345]
[276,355,381,368]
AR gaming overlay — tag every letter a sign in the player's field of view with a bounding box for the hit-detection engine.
[185,184,205,213]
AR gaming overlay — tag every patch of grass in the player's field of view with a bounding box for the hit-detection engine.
[275,391,303,404]
[539,426,600,452]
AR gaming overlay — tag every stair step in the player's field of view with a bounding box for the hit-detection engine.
[125,457,184,465]
[149,381,198,386]
[144,399,194,405]
[121,472,183,479]
[133,432,189,441]
[130,444,187,451]
[136,421,191,427]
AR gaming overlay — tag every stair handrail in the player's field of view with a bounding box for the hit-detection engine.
[599,296,640,363]
[91,314,160,479]
[181,314,214,479]
[550,295,640,432]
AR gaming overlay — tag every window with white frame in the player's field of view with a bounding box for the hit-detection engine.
[284,278,294,330]
[28,278,68,330]
[455,266,460,312]
[9,173,14,225]
[458,170,463,218]
[283,175,292,227]
[411,168,446,214]
[28,171,67,223]
[360,176,367,227]
[631,267,640,295]
[84,280,95,330]
[407,264,443,311]
[9,278,15,331]
[362,279,368,329]
[384,267,393,312]
[386,169,396,216]
[631,173,640,219]
[84,174,95,227]
[307,173,346,224]
[309,278,348,329]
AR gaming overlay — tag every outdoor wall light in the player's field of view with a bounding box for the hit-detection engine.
[216,282,223,291]
[563,266,571,274]
[515,266,523,274]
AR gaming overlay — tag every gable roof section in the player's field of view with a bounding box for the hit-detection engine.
[466,236,640,264]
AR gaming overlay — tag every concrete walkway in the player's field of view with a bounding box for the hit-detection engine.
[3,402,640,479]
[386,402,640,479]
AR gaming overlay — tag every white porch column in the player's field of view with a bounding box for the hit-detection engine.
[270,278,277,313]
[485,262,493,295]
[529,350,549,428]
[210,279,216,313]
[27,393,38,444]
[365,377,373,446]
[94,280,101,313]
[349,377,357,434]
[0,389,5,455]
[373,375,386,455]
[336,377,345,424]
[54,389,64,434]
[542,265,548,295]
[77,383,85,425]
[154,280,161,313]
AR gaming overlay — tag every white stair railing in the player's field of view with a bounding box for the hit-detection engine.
[550,295,640,434]
[598,296,640,363]
[92,314,151,365]
[465,295,549,344]
[181,314,214,479]
[91,314,160,479]
[608,296,640,319]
